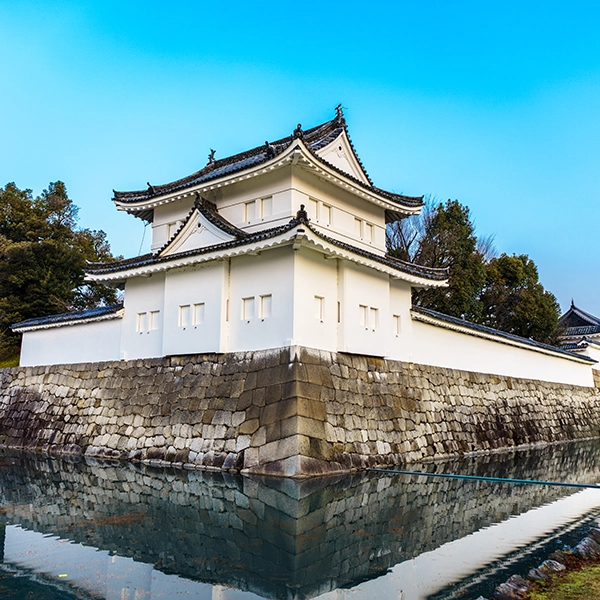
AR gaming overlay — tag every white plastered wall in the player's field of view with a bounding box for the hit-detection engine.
[151,197,195,251]
[291,168,387,255]
[409,318,594,387]
[19,318,122,366]
[162,262,227,356]
[338,260,391,357]
[227,247,294,352]
[291,247,339,351]
[387,279,415,362]
[214,170,294,233]
[120,273,165,360]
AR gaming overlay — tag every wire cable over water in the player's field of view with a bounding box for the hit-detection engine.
[368,468,600,490]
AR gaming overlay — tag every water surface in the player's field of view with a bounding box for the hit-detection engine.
[1,441,600,599]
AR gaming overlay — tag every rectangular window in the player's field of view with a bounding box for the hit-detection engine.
[136,312,147,333]
[244,200,256,222]
[355,218,362,238]
[393,314,401,336]
[321,203,332,226]
[307,198,318,222]
[359,304,368,328]
[242,297,255,320]
[260,196,272,219]
[337,301,341,323]
[314,296,324,321]
[370,307,379,330]
[178,305,190,327]
[149,310,160,331]
[364,222,373,243]
[259,294,272,319]
[193,303,205,325]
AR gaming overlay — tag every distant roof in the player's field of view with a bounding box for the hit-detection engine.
[558,302,600,339]
[412,306,597,363]
[86,209,448,284]
[12,304,124,332]
[112,108,424,219]
[558,302,600,328]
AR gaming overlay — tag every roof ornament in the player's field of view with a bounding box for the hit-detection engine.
[335,104,345,125]
[207,148,216,165]
[146,182,156,196]
[264,141,276,158]
[295,204,309,223]
[293,123,304,139]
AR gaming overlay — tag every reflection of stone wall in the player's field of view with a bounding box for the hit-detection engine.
[0,346,599,476]
[1,443,600,599]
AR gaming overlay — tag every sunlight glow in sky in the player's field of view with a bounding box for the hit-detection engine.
[1,1,599,314]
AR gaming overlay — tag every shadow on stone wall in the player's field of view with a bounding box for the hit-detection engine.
[0,441,600,599]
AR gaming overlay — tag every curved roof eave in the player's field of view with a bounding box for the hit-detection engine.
[85,219,448,287]
[114,140,423,221]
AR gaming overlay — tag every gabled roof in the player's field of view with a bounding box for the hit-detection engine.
[558,302,600,339]
[156,196,248,256]
[412,306,597,364]
[558,302,600,329]
[86,208,448,286]
[12,304,124,333]
[112,107,423,221]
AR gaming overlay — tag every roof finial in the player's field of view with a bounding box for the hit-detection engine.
[571,298,575,307]
[264,140,276,158]
[146,182,156,196]
[335,104,345,125]
[293,123,303,139]
[207,148,216,165]
[295,204,309,223]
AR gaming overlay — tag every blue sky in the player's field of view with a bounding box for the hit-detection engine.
[1,1,599,315]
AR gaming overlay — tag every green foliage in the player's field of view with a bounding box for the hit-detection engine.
[388,198,560,343]
[0,181,119,358]
[527,563,600,599]
[413,200,487,321]
[480,254,560,341]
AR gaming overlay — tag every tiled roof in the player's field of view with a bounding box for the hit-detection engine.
[558,302,600,329]
[112,109,423,211]
[563,325,600,337]
[12,304,123,331]
[412,306,596,362]
[86,213,448,282]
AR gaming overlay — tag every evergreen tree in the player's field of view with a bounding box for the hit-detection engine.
[0,182,119,359]
[479,253,560,341]
[412,200,487,320]
[387,199,560,342]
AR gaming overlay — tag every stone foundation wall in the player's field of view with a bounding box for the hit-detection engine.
[0,346,599,477]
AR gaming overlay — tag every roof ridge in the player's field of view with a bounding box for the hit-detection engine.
[113,115,344,201]
[111,109,424,210]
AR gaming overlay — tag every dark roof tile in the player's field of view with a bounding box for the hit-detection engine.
[86,215,448,282]
[12,304,123,331]
[113,110,423,211]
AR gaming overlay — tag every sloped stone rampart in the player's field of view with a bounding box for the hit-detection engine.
[0,346,599,477]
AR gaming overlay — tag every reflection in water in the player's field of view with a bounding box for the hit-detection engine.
[0,441,599,599]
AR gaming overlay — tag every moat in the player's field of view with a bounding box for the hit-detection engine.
[1,441,600,599]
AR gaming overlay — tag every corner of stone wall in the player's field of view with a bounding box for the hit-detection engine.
[240,346,343,478]
[593,369,600,389]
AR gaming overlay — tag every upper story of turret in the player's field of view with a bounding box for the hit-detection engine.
[112,107,424,257]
